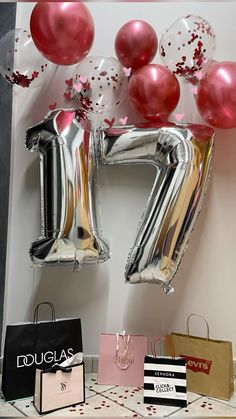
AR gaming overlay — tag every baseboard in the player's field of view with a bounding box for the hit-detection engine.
[84,355,98,373]
[0,355,236,375]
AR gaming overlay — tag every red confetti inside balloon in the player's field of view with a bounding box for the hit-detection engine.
[0,29,51,88]
[30,2,94,66]
[73,56,127,115]
[160,15,216,80]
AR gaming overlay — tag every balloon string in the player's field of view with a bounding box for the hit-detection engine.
[93,125,104,236]
[32,264,36,320]
[32,265,40,319]
[162,320,166,355]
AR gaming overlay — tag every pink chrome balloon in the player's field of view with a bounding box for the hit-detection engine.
[196,61,236,129]
[115,20,158,70]
[30,2,94,66]
[128,64,180,120]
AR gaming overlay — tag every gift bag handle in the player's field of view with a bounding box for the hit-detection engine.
[186,314,210,340]
[114,331,134,370]
[151,336,175,359]
[33,302,56,323]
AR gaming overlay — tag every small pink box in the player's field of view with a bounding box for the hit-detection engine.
[34,363,85,414]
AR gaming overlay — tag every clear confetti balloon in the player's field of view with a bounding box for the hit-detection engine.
[160,15,216,80]
[0,29,52,88]
[72,56,127,115]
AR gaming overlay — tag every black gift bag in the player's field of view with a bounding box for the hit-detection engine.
[2,302,83,401]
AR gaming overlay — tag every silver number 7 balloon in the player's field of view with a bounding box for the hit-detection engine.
[98,123,214,294]
[26,110,214,293]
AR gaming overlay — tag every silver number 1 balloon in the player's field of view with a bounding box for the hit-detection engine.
[26,109,110,269]
[98,123,214,294]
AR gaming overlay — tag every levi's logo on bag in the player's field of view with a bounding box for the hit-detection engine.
[181,354,212,374]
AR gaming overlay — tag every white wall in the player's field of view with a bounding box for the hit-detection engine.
[3,2,236,355]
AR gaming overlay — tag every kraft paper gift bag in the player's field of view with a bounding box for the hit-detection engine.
[34,352,85,414]
[2,302,83,401]
[166,314,234,400]
[144,337,187,407]
[98,331,147,387]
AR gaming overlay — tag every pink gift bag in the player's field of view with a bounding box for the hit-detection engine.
[98,331,147,387]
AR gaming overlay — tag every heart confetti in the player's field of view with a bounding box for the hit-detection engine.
[119,116,128,126]
[74,82,83,93]
[123,67,132,77]
[174,113,184,122]
[195,70,203,80]
[104,117,115,129]
[191,86,198,95]
[64,91,73,101]
[65,78,73,88]
[80,76,87,84]
[49,102,57,111]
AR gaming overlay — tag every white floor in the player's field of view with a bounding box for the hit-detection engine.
[1,374,236,417]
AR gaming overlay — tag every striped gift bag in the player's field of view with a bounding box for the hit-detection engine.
[144,337,187,407]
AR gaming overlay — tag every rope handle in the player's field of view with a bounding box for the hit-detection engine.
[151,336,176,359]
[33,302,56,324]
[186,314,210,340]
[114,331,134,370]
[115,331,130,356]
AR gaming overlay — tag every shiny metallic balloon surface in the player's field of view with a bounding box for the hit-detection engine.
[26,110,214,294]
[98,123,214,293]
[26,109,110,269]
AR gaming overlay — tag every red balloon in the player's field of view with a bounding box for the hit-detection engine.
[30,2,94,66]
[115,20,158,70]
[128,64,180,121]
[196,61,236,129]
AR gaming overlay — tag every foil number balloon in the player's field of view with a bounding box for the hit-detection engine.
[26,109,110,268]
[26,110,214,293]
[99,124,214,294]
